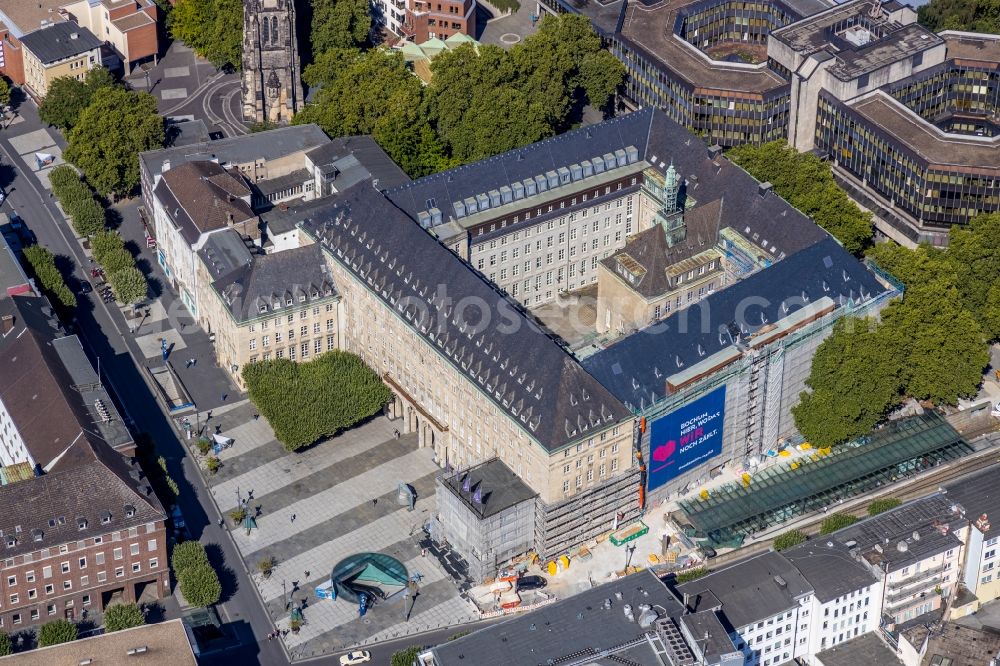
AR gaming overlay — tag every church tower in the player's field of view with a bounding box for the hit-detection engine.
[242,0,303,125]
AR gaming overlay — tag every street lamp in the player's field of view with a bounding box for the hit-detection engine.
[624,544,637,572]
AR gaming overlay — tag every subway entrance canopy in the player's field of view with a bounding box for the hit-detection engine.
[678,413,974,547]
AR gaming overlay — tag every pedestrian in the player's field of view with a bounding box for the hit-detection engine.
[206,410,212,420]
[421,548,427,558]
[304,570,311,578]
[290,514,296,523]
[216,425,222,435]
[218,518,224,527]
[373,498,378,507]
[267,632,273,641]
[190,358,197,367]
[221,393,227,402]
[253,413,259,421]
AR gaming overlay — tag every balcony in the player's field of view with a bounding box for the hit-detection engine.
[887,563,949,592]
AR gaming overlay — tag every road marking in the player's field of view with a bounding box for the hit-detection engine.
[164,66,191,78]
[160,88,188,100]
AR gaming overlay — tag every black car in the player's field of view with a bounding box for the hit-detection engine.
[517,575,547,590]
[78,282,93,294]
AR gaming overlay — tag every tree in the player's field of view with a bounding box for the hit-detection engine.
[91,230,127,265]
[169,0,242,70]
[390,646,423,666]
[38,619,78,647]
[66,197,106,238]
[0,632,10,657]
[880,279,988,405]
[65,87,164,197]
[773,529,807,551]
[946,213,1000,340]
[104,602,146,632]
[675,567,711,583]
[38,67,116,130]
[171,540,210,576]
[727,141,873,253]
[48,165,81,191]
[866,241,951,290]
[819,513,858,535]
[867,498,902,517]
[243,351,393,451]
[22,245,76,309]
[792,317,904,447]
[311,0,370,52]
[108,266,148,304]
[178,561,222,607]
[919,0,1000,33]
[0,77,10,108]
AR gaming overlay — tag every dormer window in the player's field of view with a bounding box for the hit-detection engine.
[100,512,112,525]
[298,294,306,302]
[31,529,43,542]
[5,537,14,548]
[259,305,268,314]
[77,517,88,530]
[285,297,293,306]
[124,505,136,519]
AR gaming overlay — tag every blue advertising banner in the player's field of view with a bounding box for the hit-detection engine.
[647,386,726,491]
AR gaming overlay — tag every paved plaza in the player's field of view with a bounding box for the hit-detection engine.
[198,402,479,659]
[7,128,63,189]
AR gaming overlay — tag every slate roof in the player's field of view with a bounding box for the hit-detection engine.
[386,107,827,261]
[0,437,164,559]
[583,236,890,408]
[441,458,538,519]
[304,135,410,191]
[210,244,337,324]
[944,462,1000,538]
[20,22,102,64]
[154,161,255,245]
[430,570,686,666]
[833,494,963,572]
[0,296,130,470]
[601,198,723,299]
[303,184,632,453]
[781,540,879,603]
[198,228,253,283]
[259,196,339,237]
[677,551,813,629]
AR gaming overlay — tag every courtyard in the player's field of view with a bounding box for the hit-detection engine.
[195,401,479,659]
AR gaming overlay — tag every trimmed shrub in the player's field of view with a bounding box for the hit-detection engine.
[22,245,76,309]
[243,351,392,451]
[675,567,710,584]
[38,618,78,646]
[868,498,903,517]
[104,602,145,632]
[48,165,80,191]
[820,512,859,535]
[773,529,807,551]
[0,631,11,656]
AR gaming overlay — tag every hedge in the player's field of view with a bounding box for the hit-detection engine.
[0,632,10,656]
[38,619,78,647]
[50,168,105,238]
[22,245,76,309]
[675,567,711,584]
[243,351,392,451]
[820,512,859,535]
[867,498,902,517]
[773,529,807,551]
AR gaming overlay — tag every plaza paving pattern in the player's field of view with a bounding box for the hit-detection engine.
[201,401,479,658]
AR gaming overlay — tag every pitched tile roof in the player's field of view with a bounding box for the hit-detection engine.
[0,437,164,558]
[303,184,632,453]
[154,161,255,245]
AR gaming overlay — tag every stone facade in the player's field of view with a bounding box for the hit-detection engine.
[242,0,302,125]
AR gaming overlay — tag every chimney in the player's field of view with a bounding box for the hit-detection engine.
[1,314,13,334]
[682,592,691,610]
[759,182,773,197]
[708,145,723,162]
[70,31,79,39]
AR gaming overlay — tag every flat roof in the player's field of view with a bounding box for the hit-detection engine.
[848,91,1000,168]
[0,0,64,37]
[815,632,904,666]
[431,570,686,666]
[440,458,537,519]
[677,413,973,540]
[0,619,196,665]
[942,31,1000,63]
[782,541,878,603]
[619,0,788,95]
[944,462,1000,538]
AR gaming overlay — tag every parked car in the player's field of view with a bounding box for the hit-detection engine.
[339,650,371,665]
[78,282,92,294]
[517,575,547,590]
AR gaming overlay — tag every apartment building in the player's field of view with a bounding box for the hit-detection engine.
[62,0,159,73]
[944,464,1000,613]
[0,436,168,629]
[19,21,101,99]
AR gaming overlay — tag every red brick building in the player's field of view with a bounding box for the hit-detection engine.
[0,437,169,629]
[403,0,475,42]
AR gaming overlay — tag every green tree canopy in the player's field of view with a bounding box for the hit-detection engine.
[64,87,164,197]
[243,351,392,451]
[91,230,127,265]
[819,512,858,535]
[0,632,10,656]
[38,67,116,130]
[48,165,81,191]
[727,141,873,253]
[391,646,423,666]
[179,562,222,607]
[792,317,904,447]
[0,77,11,108]
[22,245,76,309]
[311,0,371,52]
[946,213,1000,340]
[38,619,78,647]
[773,529,807,551]
[867,498,902,517]
[104,602,146,632]
[919,0,1000,33]
[171,541,209,576]
[169,0,242,70]
[108,266,148,304]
